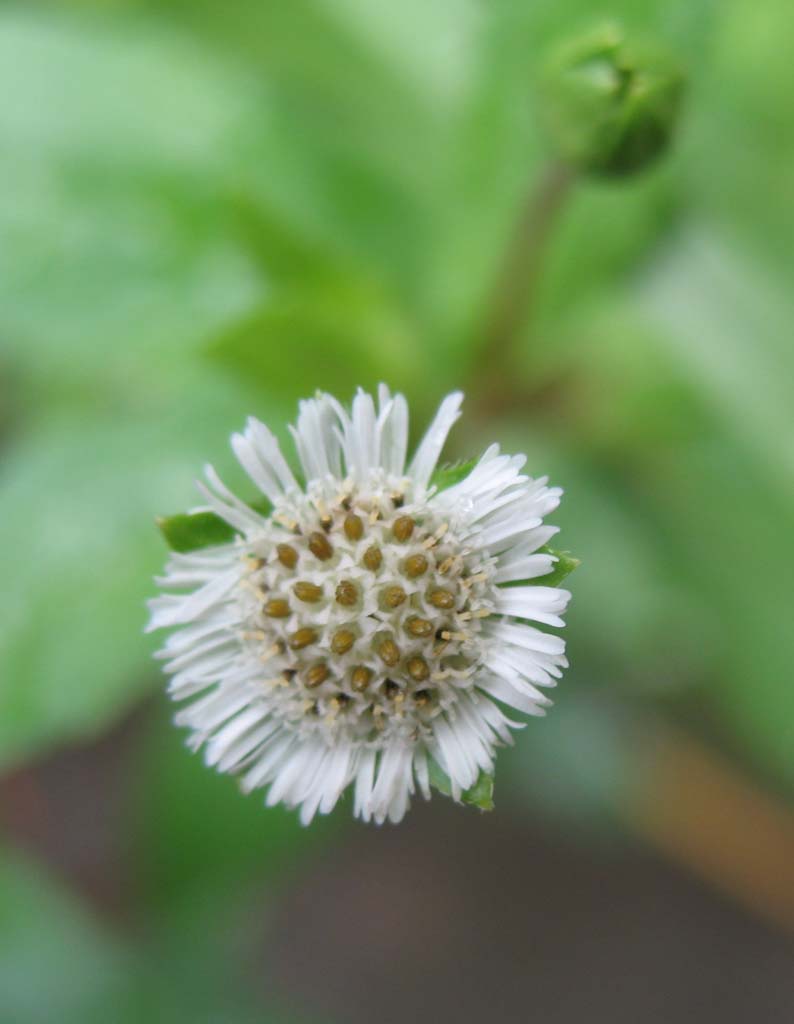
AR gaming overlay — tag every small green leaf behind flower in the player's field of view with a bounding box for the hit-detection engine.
[157,499,272,554]
[430,459,478,493]
[157,511,237,553]
[428,758,495,811]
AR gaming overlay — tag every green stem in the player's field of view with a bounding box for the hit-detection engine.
[471,159,575,411]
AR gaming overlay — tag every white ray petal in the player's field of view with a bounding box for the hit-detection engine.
[354,748,377,822]
[146,568,239,631]
[290,394,342,482]
[408,391,463,491]
[492,552,555,584]
[378,384,409,477]
[494,585,571,627]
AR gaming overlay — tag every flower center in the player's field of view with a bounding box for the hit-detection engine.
[235,483,496,746]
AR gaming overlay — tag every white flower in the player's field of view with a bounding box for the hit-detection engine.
[147,387,570,825]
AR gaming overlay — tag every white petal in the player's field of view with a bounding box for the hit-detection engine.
[204,707,269,768]
[175,685,253,735]
[196,465,265,534]
[486,619,567,656]
[289,394,342,482]
[155,546,239,588]
[408,391,463,491]
[475,695,522,741]
[431,716,478,795]
[241,733,295,793]
[247,418,298,492]
[145,568,239,631]
[377,384,409,477]
[162,636,240,675]
[492,553,555,584]
[370,742,413,824]
[413,747,431,801]
[494,526,559,566]
[268,738,326,808]
[454,699,497,771]
[494,585,571,627]
[478,670,549,715]
[354,748,377,821]
[318,743,354,815]
[231,420,295,504]
[155,613,240,656]
[216,718,280,773]
[473,512,544,553]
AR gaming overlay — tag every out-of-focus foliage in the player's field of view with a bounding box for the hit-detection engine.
[1,0,793,1017]
[0,846,304,1024]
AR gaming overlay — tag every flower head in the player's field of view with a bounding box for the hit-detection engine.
[148,387,572,824]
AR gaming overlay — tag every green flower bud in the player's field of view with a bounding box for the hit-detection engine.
[541,24,685,178]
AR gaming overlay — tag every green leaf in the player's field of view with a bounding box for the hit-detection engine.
[157,511,237,553]
[430,459,477,493]
[428,757,495,811]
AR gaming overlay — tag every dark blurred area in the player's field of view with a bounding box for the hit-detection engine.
[1,1,793,1021]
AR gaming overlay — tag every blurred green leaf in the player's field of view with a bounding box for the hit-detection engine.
[0,370,255,769]
[129,709,338,914]
[230,192,359,290]
[0,851,126,1023]
[0,848,310,1023]
[205,281,421,407]
[627,229,794,783]
[0,9,262,400]
[636,228,794,492]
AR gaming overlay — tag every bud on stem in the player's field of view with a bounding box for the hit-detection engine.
[541,23,685,178]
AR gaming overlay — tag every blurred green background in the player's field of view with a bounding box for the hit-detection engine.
[2,1,793,1021]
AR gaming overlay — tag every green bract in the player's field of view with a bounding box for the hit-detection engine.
[529,547,579,589]
[428,758,495,812]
